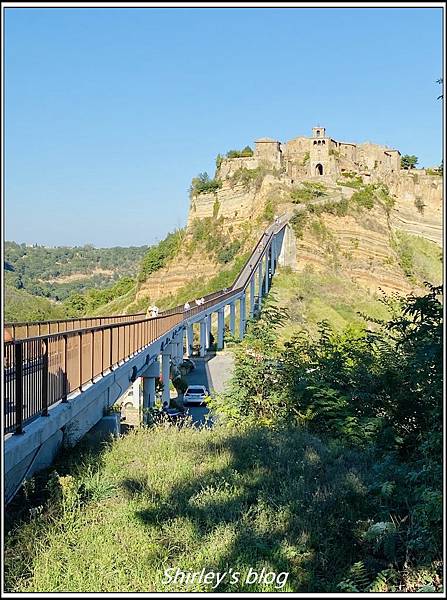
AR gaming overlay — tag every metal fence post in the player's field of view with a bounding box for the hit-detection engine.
[14,342,24,434]
[42,339,49,416]
[62,334,68,402]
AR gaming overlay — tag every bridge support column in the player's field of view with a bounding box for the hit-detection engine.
[199,320,207,357]
[161,345,172,408]
[249,275,255,318]
[132,377,141,409]
[264,246,270,294]
[174,331,183,363]
[271,236,277,270]
[186,324,194,357]
[229,302,236,335]
[141,361,160,423]
[217,309,225,350]
[206,314,212,349]
[258,262,263,311]
[239,293,246,338]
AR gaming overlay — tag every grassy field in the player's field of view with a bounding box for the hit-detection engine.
[4,423,396,593]
[270,266,391,344]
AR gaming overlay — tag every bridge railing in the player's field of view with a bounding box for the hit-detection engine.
[4,220,287,435]
[4,312,147,341]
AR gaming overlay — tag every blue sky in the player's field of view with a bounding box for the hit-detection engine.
[5,6,443,247]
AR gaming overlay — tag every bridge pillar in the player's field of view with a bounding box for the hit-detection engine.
[258,261,263,311]
[173,331,183,363]
[141,361,160,423]
[206,314,212,349]
[229,302,236,335]
[161,345,172,407]
[249,275,255,318]
[132,377,141,409]
[186,324,194,357]
[264,246,270,294]
[239,293,246,338]
[217,309,225,350]
[199,320,207,357]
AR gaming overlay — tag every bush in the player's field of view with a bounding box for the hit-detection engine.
[226,145,254,159]
[263,198,275,222]
[230,166,267,191]
[138,229,185,282]
[190,172,222,196]
[337,172,363,189]
[189,217,245,265]
[290,181,327,204]
[289,210,309,238]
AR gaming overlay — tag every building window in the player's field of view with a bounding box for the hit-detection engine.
[315,163,324,176]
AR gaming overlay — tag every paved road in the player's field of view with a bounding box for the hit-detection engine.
[178,352,235,427]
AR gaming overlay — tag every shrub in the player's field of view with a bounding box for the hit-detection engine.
[226,145,254,159]
[138,229,185,282]
[351,185,375,209]
[290,210,309,238]
[230,166,267,191]
[337,172,363,189]
[190,172,222,196]
[301,151,310,165]
[290,181,327,204]
[414,196,425,214]
[263,198,275,222]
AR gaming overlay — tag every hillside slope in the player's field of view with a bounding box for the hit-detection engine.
[105,157,442,320]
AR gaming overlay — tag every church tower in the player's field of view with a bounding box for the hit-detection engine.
[310,125,329,176]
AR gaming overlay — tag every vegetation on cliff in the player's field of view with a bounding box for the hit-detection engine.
[190,172,222,196]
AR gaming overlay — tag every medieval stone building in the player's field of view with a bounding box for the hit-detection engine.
[249,126,401,182]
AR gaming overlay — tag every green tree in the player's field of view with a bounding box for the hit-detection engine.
[401,155,418,170]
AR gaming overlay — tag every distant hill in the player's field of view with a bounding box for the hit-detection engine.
[4,242,148,322]
[4,286,67,323]
[5,242,148,301]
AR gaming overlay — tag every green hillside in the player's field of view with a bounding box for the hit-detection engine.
[4,242,148,302]
[4,286,67,323]
[4,242,148,322]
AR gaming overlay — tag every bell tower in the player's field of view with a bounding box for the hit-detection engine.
[312,126,326,138]
[310,125,329,176]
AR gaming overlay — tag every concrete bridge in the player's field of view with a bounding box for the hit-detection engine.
[3,215,294,502]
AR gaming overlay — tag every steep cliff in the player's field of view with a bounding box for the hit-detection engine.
[110,135,442,316]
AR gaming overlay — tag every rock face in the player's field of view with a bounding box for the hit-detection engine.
[135,127,442,307]
[387,172,443,245]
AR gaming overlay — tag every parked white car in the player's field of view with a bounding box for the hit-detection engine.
[183,385,208,406]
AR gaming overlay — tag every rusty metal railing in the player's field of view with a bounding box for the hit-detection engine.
[3,218,288,435]
[4,312,147,341]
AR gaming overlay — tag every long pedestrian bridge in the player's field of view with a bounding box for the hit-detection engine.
[3,214,294,501]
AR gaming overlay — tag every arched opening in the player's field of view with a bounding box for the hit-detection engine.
[315,163,324,176]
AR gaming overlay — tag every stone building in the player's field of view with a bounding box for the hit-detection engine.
[218,126,401,183]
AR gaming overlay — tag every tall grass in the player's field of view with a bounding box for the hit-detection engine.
[5,424,388,593]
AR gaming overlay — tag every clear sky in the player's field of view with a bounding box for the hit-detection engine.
[4,6,443,247]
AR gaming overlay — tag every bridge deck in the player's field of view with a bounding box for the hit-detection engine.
[3,215,290,436]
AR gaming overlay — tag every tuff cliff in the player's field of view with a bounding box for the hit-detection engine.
[123,127,442,314]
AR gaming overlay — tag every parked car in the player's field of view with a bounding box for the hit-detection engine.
[183,385,208,406]
[179,358,196,375]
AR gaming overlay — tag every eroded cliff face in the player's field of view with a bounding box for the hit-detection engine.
[387,172,442,245]
[134,162,442,309]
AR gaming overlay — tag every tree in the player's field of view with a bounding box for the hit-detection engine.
[401,155,418,170]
